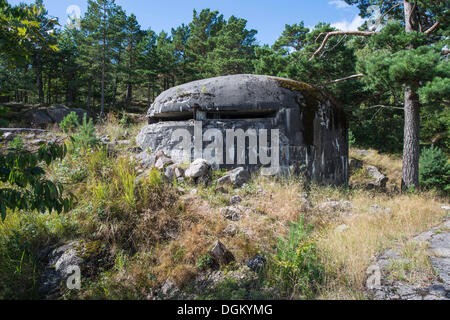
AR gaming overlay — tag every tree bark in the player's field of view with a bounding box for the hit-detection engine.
[147,82,151,107]
[87,77,92,108]
[100,0,106,120]
[66,71,74,106]
[401,0,421,191]
[35,56,44,105]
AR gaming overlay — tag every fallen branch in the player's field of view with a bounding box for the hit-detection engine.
[311,31,378,59]
[320,73,365,86]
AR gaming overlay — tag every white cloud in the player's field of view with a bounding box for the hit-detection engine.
[328,0,350,9]
[331,15,366,31]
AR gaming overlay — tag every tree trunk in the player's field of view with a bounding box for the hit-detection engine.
[35,56,44,105]
[401,0,421,191]
[47,77,51,104]
[66,71,74,106]
[100,1,106,120]
[147,82,151,107]
[87,77,92,108]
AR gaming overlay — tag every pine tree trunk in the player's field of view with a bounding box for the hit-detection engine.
[401,0,421,191]
[47,77,51,104]
[87,78,92,108]
[100,1,106,120]
[66,71,74,106]
[147,82,151,107]
[35,56,44,105]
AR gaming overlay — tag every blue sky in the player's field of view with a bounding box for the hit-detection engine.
[8,0,364,46]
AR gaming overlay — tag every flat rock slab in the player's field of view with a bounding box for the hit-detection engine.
[367,218,450,300]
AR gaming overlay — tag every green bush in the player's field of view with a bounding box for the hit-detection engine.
[60,111,80,133]
[419,146,450,192]
[266,216,324,299]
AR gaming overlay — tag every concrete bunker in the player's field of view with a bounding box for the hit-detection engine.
[136,74,348,185]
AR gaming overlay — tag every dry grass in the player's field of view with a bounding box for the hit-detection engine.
[316,190,447,299]
[350,148,403,188]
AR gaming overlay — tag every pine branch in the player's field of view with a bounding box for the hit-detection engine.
[319,73,365,86]
[424,21,440,35]
[311,31,378,60]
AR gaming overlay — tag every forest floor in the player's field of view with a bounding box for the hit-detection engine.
[0,112,449,300]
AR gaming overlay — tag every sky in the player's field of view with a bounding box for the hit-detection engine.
[8,0,365,46]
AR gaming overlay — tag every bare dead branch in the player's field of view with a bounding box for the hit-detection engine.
[320,73,365,86]
[311,31,378,60]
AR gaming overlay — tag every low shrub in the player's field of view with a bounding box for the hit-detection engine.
[265,216,324,299]
[419,145,450,192]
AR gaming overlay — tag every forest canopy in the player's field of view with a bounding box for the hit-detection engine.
[0,0,448,155]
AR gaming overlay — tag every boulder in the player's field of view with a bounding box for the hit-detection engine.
[230,195,242,205]
[208,240,235,267]
[349,158,363,170]
[174,167,185,178]
[155,155,173,169]
[246,254,266,272]
[136,151,156,168]
[216,167,250,187]
[164,165,176,181]
[47,105,88,123]
[185,159,210,178]
[27,110,53,127]
[366,166,388,188]
[220,206,243,221]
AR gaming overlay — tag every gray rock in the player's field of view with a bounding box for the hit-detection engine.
[136,151,156,168]
[155,155,173,169]
[164,165,176,181]
[2,132,14,140]
[317,200,353,213]
[335,224,350,233]
[26,110,53,127]
[39,242,83,297]
[174,167,185,178]
[369,204,392,217]
[216,167,251,187]
[185,159,210,178]
[230,195,242,205]
[208,240,235,267]
[160,280,179,298]
[47,105,88,123]
[223,224,238,236]
[246,254,266,272]
[221,206,246,221]
[349,158,363,170]
[366,166,388,188]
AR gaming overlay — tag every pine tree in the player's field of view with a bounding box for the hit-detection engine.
[313,0,448,190]
[207,15,257,76]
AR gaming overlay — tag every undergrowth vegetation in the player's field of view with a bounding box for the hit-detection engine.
[0,113,448,300]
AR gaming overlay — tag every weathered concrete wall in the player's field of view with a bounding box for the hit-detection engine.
[136,74,348,185]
